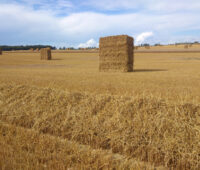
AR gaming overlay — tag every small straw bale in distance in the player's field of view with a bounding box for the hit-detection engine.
[40,48,52,60]
[99,35,134,72]
[0,48,2,55]
[184,45,189,49]
[35,48,39,52]
[145,46,150,49]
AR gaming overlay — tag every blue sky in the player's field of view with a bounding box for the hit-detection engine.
[1,0,200,47]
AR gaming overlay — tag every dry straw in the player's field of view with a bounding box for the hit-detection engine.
[99,35,134,72]
[40,48,52,60]
[0,84,199,169]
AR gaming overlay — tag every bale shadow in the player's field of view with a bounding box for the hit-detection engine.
[133,69,168,72]
[51,59,63,61]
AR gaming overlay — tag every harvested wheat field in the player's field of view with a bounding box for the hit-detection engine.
[0,51,200,169]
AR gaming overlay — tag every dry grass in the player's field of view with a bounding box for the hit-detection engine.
[0,122,159,170]
[0,51,200,169]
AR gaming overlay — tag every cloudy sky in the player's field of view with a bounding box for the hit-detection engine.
[1,0,200,47]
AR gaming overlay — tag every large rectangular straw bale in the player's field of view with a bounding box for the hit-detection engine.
[40,48,52,60]
[99,35,134,72]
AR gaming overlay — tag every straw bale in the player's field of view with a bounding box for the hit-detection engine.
[35,48,39,52]
[145,46,150,49]
[99,35,134,72]
[0,48,2,55]
[184,45,189,49]
[40,48,52,60]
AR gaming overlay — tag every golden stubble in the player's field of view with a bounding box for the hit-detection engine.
[0,51,200,169]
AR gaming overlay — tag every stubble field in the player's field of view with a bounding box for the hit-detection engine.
[0,51,200,169]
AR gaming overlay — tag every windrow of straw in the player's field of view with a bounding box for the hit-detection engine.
[99,35,134,72]
[40,48,52,60]
[0,84,199,169]
[0,122,160,170]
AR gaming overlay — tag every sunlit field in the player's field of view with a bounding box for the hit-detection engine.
[1,51,200,101]
[0,51,200,169]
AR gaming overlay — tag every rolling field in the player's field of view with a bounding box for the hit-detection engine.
[0,51,200,169]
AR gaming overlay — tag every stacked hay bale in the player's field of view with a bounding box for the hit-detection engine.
[99,35,134,72]
[184,45,189,49]
[0,48,2,55]
[40,48,52,60]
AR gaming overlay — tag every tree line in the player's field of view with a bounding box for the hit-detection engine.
[140,41,199,47]
[1,41,199,51]
[0,45,56,51]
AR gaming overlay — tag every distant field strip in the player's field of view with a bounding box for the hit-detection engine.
[3,49,200,53]
[135,49,200,53]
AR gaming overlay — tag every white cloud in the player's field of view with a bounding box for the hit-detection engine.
[2,0,74,15]
[1,1,200,46]
[136,32,154,45]
[78,39,98,48]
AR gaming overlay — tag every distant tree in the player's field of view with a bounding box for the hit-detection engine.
[66,47,75,50]
[141,43,150,47]
[0,45,56,51]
